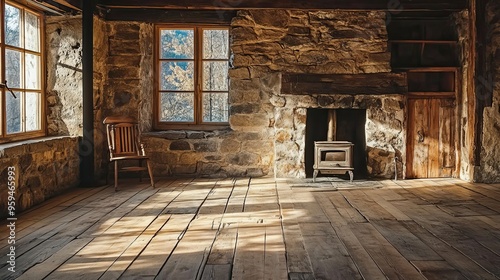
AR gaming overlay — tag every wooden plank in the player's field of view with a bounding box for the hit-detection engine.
[299,222,337,236]
[428,99,440,178]
[44,234,139,280]
[16,237,94,280]
[119,214,196,279]
[406,99,416,178]
[302,233,362,279]
[392,200,500,277]
[351,223,426,279]
[437,201,498,217]
[104,9,236,23]
[207,227,238,265]
[282,73,407,95]
[155,226,218,279]
[288,272,315,280]
[372,220,442,261]
[341,190,396,221]
[99,214,172,280]
[315,193,348,226]
[403,221,496,279]
[412,99,430,178]
[335,225,387,279]
[411,260,467,280]
[96,0,468,10]
[264,226,288,280]
[232,226,266,280]
[201,264,232,280]
[326,192,367,224]
[364,191,412,221]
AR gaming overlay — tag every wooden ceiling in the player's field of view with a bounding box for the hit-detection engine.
[24,0,468,20]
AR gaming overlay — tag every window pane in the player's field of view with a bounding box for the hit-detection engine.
[6,49,22,88]
[160,29,194,59]
[5,4,21,47]
[6,91,22,134]
[203,92,228,122]
[160,61,194,91]
[203,29,229,59]
[160,92,194,122]
[25,12,40,52]
[26,92,40,131]
[203,61,228,91]
[25,54,40,90]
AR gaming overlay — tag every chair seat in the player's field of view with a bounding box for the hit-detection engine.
[110,155,149,161]
[120,166,149,172]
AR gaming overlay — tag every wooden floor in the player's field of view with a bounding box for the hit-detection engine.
[1,177,500,280]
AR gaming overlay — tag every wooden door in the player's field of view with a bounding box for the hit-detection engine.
[407,98,456,178]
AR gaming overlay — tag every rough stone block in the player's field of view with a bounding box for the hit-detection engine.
[198,162,222,175]
[170,140,191,151]
[194,141,218,152]
[220,139,241,153]
[228,152,260,166]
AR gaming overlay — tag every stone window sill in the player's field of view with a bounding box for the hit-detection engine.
[143,129,232,140]
[0,136,80,156]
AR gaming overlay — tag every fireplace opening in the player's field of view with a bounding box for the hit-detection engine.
[305,109,368,180]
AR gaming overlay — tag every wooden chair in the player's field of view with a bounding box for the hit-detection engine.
[103,116,154,191]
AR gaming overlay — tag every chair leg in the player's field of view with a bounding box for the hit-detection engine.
[146,160,154,188]
[114,161,119,191]
[106,161,110,185]
[139,160,143,182]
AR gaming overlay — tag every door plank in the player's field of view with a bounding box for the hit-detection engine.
[428,99,441,178]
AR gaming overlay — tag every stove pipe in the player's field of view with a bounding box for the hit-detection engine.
[327,110,336,141]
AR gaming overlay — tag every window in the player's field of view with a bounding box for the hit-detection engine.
[1,2,44,143]
[155,26,229,130]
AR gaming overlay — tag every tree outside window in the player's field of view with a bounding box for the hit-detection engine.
[155,26,229,130]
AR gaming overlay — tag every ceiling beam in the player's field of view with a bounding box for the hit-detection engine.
[96,0,467,11]
[53,0,82,11]
[100,8,236,23]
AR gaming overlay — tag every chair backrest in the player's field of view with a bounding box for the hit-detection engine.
[103,116,144,159]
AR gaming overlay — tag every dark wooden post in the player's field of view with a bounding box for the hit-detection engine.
[80,0,96,186]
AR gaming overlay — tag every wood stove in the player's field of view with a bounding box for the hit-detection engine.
[313,142,354,182]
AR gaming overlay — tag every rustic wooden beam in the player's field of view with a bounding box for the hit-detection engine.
[100,8,236,23]
[53,0,82,11]
[281,73,407,95]
[95,0,467,11]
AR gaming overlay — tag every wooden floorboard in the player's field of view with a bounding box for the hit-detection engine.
[1,177,500,279]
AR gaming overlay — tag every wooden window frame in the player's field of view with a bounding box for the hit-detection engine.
[154,25,230,131]
[0,1,45,143]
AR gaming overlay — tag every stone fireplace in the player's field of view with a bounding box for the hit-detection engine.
[271,76,406,179]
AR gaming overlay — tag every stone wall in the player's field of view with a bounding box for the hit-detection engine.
[231,10,404,178]
[0,137,80,219]
[99,10,405,178]
[46,16,83,137]
[477,1,500,182]
[46,15,108,176]
[454,10,473,181]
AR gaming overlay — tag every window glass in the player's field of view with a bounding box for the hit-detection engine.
[5,4,21,47]
[156,27,229,127]
[160,92,195,122]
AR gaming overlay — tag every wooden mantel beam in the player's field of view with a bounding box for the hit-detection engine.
[95,0,467,11]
